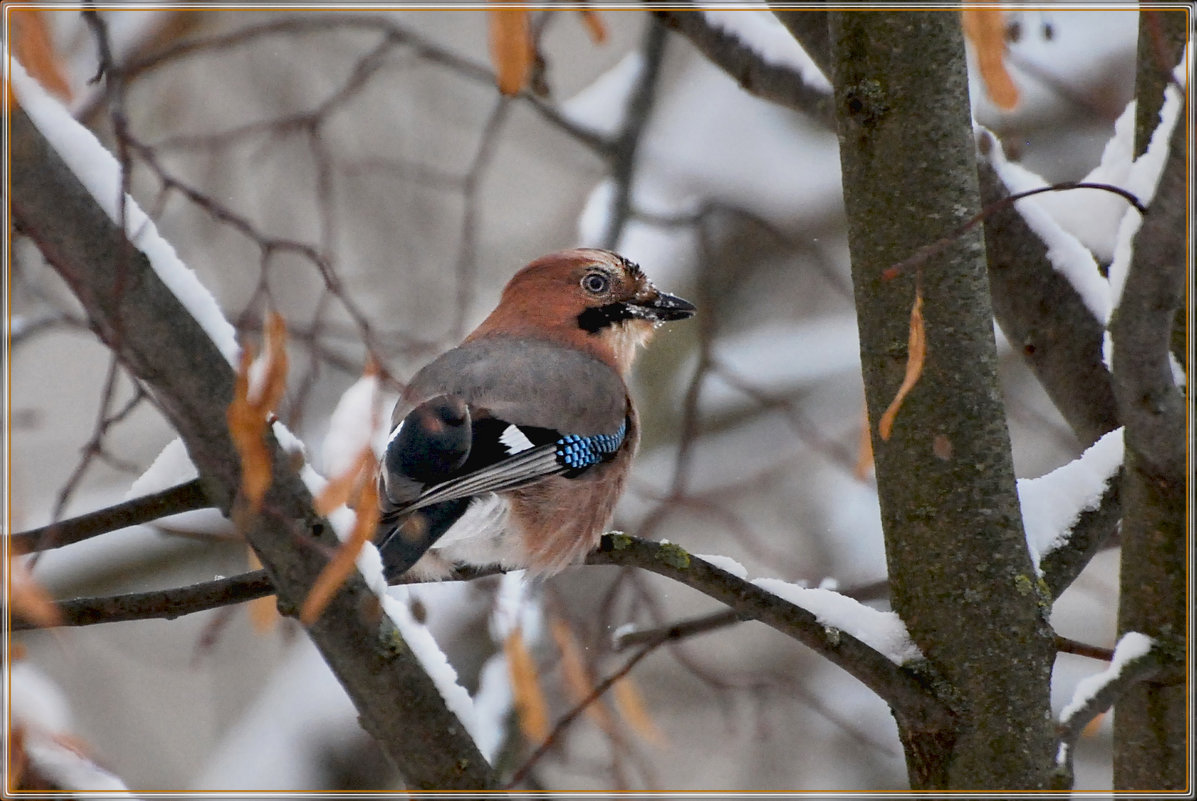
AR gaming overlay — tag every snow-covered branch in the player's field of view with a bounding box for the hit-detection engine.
[977,147,1120,447]
[1052,633,1163,789]
[651,6,834,127]
[587,535,953,732]
[10,93,497,790]
[1020,427,1123,594]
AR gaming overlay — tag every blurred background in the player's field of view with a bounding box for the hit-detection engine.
[9,5,1139,792]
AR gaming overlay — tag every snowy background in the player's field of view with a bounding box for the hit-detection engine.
[8,5,1149,793]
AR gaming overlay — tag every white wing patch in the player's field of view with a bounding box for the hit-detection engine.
[499,424,535,454]
[386,420,405,447]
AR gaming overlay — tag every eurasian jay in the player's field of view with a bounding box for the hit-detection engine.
[376,248,695,580]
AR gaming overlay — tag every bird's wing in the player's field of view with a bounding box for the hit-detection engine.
[383,414,627,517]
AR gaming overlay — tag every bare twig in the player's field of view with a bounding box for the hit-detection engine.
[597,20,669,249]
[883,181,1147,282]
[505,633,661,789]
[1054,635,1116,663]
[12,479,212,553]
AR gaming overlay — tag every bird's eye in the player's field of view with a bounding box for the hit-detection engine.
[581,272,610,294]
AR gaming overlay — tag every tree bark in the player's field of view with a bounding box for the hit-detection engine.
[829,10,1056,789]
[10,105,499,792]
[1112,9,1189,789]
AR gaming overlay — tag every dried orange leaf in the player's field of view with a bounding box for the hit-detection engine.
[488,3,534,95]
[228,348,272,510]
[11,9,72,102]
[299,470,379,625]
[551,617,615,734]
[227,313,289,511]
[315,446,374,516]
[878,291,925,441]
[962,6,1019,110]
[505,627,551,742]
[612,675,665,745]
[256,311,290,411]
[577,9,607,44]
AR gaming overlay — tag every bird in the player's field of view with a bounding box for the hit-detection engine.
[375,248,695,581]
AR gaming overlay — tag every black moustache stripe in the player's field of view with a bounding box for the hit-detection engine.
[577,302,634,333]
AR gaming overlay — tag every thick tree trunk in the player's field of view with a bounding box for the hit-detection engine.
[829,11,1056,789]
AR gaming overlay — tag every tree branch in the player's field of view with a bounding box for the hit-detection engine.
[597,20,669,249]
[10,105,497,791]
[13,570,276,630]
[651,6,835,129]
[587,535,956,734]
[1053,636,1167,790]
[1038,473,1122,601]
[976,148,1120,449]
[1111,18,1187,786]
[12,563,509,632]
[12,479,212,553]
[770,6,831,77]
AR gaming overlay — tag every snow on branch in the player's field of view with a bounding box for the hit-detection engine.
[11,59,240,365]
[1019,427,1124,574]
[586,536,951,730]
[1105,56,1187,313]
[698,7,831,93]
[651,5,834,126]
[753,578,922,666]
[1053,632,1161,787]
[983,128,1112,326]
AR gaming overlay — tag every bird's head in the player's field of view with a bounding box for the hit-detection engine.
[467,249,696,375]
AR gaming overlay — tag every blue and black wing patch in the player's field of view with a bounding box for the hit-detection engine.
[399,418,628,511]
[377,397,627,579]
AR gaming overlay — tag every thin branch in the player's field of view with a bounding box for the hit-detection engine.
[13,571,277,630]
[598,20,669,249]
[11,563,508,632]
[652,6,835,128]
[883,181,1147,282]
[613,608,742,650]
[506,634,662,789]
[12,479,212,553]
[1054,635,1115,663]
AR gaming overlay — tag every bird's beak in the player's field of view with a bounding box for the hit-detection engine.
[636,290,696,323]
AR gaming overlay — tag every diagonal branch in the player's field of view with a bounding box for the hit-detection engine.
[13,479,212,553]
[9,105,497,791]
[651,5,834,128]
[1037,475,1122,601]
[976,153,1121,449]
[587,535,955,734]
